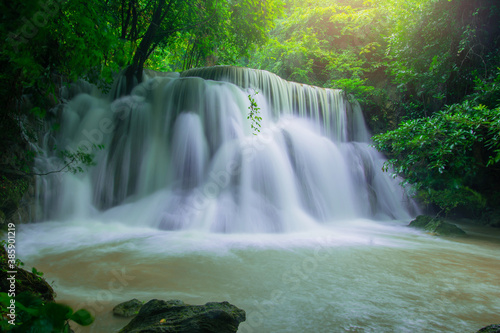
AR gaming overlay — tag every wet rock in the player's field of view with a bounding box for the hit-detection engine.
[408,215,433,228]
[409,215,466,236]
[114,299,144,317]
[0,245,55,302]
[477,324,500,333]
[432,220,466,236]
[119,299,246,333]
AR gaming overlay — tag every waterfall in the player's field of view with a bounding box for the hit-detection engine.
[34,66,418,232]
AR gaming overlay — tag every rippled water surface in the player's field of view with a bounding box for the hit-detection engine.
[17,219,500,333]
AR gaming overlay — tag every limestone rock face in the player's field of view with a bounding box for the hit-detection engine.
[119,299,246,333]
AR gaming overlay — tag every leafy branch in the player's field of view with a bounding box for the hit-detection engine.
[247,90,262,135]
[58,145,104,174]
[0,145,103,178]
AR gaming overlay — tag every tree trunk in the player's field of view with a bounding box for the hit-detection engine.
[124,0,167,94]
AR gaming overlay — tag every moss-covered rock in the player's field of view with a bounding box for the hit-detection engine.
[408,215,433,228]
[119,299,246,333]
[409,215,466,236]
[114,299,144,317]
[432,220,467,236]
[0,175,32,224]
[0,245,55,302]
[477,324,500,333]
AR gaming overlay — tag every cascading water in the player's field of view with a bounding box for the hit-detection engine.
[34,66,417,230]
[16,67,500,333]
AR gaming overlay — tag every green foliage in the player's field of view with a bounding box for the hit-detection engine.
[54,1,125,90]
[327,77,375,104]
[0,176,30,219]
[0,0,122,211]
[247,91,263,135]
[1,0,499,219]
[384,0,500,119]
[247,0,500,134]
[31,267,44,280]
[373,71,500,213]
[58,145,103,175]
[118,0,283,81]
[0,241,24,269]
[0,246,92,331]
[0,0,284,214]
[1,0,120,98]
[248,0,388,97]
[0,292,94,332]
[0,177,29,205]
[418,187,487,215]
[144,0,284,71]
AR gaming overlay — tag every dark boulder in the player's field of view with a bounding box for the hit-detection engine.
[119,299,246,333]
[0,245,55,302]
[477,324,500,333]
[114,299,144,317]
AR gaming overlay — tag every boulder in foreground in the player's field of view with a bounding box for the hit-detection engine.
[114,299,144,317]
[119,299,246,333]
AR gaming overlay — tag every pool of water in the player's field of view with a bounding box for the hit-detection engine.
[16,219,500,332]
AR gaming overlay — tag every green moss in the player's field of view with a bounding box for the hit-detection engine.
[433,221,467,236]
[0,245,55,302]
[409,215,466,236]
[409,215,433,228]
[113,299,143,318]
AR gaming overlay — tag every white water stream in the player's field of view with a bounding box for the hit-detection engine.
[14,67,500,332]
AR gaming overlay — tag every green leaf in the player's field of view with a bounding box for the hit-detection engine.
[43,302,73,330]
[70,309,94,326]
